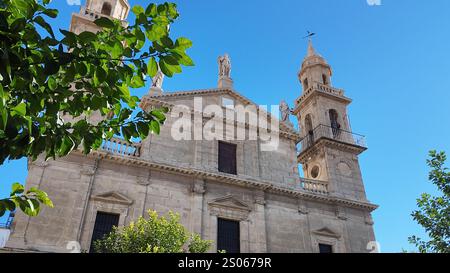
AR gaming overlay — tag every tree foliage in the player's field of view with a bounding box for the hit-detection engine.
[409,151,450,253]
[93,210,211,253]
[0,0,193,217]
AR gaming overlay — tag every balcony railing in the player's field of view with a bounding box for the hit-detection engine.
[298,124,367,154]
[0,213,14,229]
[296,82,345,106]
[300,178,329,194]
[101,138,142,157]
[79,7,125,23]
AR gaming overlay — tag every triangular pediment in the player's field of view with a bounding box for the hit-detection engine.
[208,195,251,211]
[312,227,341,239]
[91,191,133,206]
[146,88,298,135]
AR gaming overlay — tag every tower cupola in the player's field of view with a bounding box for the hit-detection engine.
[298,40,332,92]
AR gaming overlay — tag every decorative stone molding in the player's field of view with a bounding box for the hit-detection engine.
[192,179,206,194]
[364,214,374,226]
[80,166,96,176]
[335,206,347,220]
[74,150,379,212]
[208,195,251,221]
[91,191,134,206]
[29,160,49,168]
[312,227,341,239]
[254,195,266,206]
[297,199,309,215]
[137,176,151,186]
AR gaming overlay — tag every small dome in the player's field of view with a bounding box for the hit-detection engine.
[299,40,332,78]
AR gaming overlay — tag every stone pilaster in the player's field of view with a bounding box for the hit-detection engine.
[250,194,267,253]
[190,179,205,236]
[6,160,48,249]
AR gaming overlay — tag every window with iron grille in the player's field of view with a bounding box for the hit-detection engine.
[218,141,237,175]
[319,243,333,253]
[89,212,120,253]
[217,218,240,253]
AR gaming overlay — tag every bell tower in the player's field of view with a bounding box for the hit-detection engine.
[292,41,369,201]
[70,0,130,34]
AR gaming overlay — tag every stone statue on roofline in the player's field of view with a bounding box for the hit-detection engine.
[149,67,164,96]
[218,53,231,78]
[280,100,293,127]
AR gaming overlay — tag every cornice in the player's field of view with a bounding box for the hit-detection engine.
[74,150,378,212]
[297,138,367,164]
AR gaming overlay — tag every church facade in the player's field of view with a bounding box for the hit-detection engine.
[4,0,377,253]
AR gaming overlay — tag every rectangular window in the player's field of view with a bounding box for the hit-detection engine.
[222,97,235,109]
[89,212,120,253]
[217,218,240,253]
[218,141,237,175]
[319,243,333,253]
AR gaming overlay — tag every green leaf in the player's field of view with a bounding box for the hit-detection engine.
[145,25,166,41]
[34,15,55,38]
[12,102,26,117]
[150,120,160,134]
[118,83,131,99]
[150,110,166,122]
[175,37,193,49]
[3,199,16,211]
[48,76,57,91]
[137,121,150,139]
[130,75,145,88]
[42,8,58,18]
[60,29,77,46]
[44,60,60,75]
[59,135,75,156]
[147,57,158,77]
[94,66,107,86]
[132,5,145,16]
[78,31,97,43]
[145,3,157,17]
[159,59,173,77]
[94,17,115,28]
[161,36,174,48]
[11,183,25,196]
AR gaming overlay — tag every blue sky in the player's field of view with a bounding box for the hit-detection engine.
[1,0,450,252]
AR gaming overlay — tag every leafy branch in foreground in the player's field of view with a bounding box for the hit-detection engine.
[94,210,211,253]
[0,183,53,217]
[408,150,450,253]
[0,0,193,216]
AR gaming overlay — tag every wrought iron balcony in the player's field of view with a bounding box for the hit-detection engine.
[298,124,367,155]
[101,138,142,157]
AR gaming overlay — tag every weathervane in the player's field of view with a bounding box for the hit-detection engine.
[302,30,316,40]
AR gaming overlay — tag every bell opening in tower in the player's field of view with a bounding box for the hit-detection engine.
[101,2,112,16]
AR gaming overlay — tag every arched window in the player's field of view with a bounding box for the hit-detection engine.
[101,2,112,16]
[303,78,309,90]
[322,74,328,85]
[329,109,340,138]
[305,114,314,147]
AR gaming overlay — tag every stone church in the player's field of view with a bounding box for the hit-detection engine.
[4,0,377,253]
